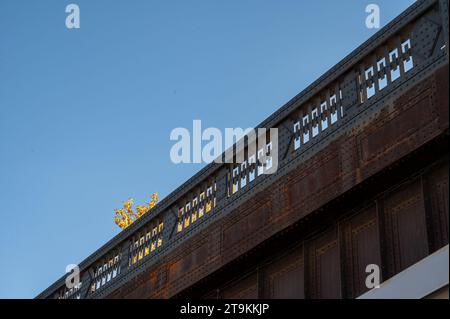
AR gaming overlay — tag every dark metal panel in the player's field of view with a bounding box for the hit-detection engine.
[288,145,340,213]
[424,161,449,251]
[382,179,429,277]
[434,62,449,130]
[439,0,449,54]
[340,205,382,298]
[306,227,341,299]
[221,197,271,265]
[220,273,258,299]
[358,69,440,179]
[262,244,304,299]
[412,8,444,66]
[340,71,360,114]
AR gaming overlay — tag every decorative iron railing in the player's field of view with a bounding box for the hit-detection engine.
[37,0,449,299]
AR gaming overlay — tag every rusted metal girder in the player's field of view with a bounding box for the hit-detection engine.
[106,64,449,299]
[37,0,449,299]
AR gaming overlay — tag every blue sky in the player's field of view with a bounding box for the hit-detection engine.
[0,0,415,298]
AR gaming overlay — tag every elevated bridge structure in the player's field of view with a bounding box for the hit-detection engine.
[38,0,449,299]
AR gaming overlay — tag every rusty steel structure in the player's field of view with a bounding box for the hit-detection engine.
[38,0,449,299]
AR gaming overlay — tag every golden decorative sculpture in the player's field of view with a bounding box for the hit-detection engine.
[135,205,148,218]
[114,193,159,230]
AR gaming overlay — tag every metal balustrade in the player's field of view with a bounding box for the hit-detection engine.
[37,0,449,299]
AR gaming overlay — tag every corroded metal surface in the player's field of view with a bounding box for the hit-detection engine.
[37,0,449,299]
[106,64,449,299]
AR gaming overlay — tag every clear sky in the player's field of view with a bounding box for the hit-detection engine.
[0,0,415,298]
